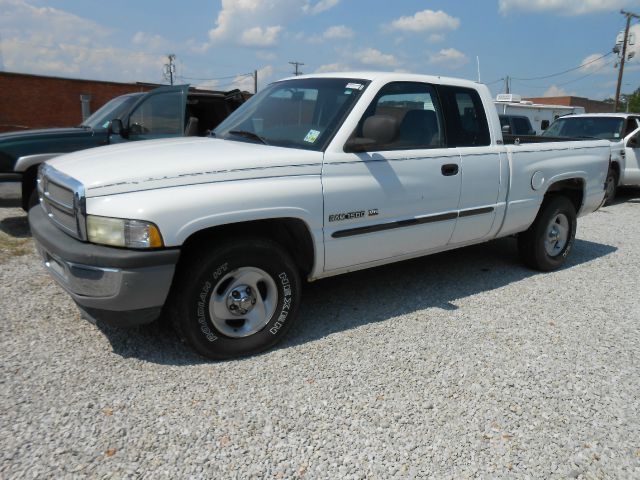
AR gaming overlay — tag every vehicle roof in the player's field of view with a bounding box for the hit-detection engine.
[562,113,636,119]
[279,71,482,89]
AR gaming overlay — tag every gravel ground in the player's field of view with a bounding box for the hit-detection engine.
[1,182,639,479]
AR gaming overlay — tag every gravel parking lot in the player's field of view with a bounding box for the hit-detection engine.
[1,182,639,479]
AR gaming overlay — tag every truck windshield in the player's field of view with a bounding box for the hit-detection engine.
[542,117,625,141]
[81,94,141,130]
[213,78,370,151]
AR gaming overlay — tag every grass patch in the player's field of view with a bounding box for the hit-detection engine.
[0,231,32,263]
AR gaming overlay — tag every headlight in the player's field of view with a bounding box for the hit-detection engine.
[86,215,163,248]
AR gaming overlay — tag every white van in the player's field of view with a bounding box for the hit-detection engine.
[494,94,585,135]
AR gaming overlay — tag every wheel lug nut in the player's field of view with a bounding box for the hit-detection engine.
[229,304,237,310]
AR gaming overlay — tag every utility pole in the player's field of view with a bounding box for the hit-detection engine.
[0,32,4,71]
[615,10,639,111]
[254,69,258,93]
[504,75,510,94]
[289,61,304,76]
[164,54,176,85]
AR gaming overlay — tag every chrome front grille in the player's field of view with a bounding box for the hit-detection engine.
[37,164,87,240]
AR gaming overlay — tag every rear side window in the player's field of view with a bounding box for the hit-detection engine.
[438,86,491,147]
[512,117,532,135]
[624,117,640,136]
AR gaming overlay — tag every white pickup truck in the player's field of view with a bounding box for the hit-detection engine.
[543,113,640,203]
[29,72,611,359]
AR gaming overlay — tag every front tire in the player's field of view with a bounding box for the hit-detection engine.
[518,196,577,271]
[168,238,301,359]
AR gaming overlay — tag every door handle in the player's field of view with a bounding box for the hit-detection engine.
[441,164,459,176]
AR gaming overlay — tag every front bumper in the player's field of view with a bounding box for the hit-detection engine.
[29,206,180,326]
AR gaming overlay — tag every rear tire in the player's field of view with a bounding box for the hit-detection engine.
[603,168,618,206]
[168,238,301,360]
[518,196,577,271]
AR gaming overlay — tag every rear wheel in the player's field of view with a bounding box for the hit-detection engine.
[168,238,301,359]
[518,196,577,271]
[603,168,618,206]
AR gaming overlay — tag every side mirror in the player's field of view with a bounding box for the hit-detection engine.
[501,124,511,134]
[108,119,126,138]
[628,136,639,148]
[344,115,399,152]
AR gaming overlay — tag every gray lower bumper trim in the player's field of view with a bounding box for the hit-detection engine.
[36,241,176,312]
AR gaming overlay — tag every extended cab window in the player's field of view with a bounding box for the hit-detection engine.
[438,86,490,147]
[354,82,445,150]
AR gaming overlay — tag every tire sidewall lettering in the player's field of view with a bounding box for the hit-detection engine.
[270,272,292,335]
[196,262,228,343]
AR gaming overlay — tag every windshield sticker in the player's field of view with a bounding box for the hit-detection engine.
[346,83,364,90]
[102,121,110,128]
[304,129,321,143]
[614,133,620,138]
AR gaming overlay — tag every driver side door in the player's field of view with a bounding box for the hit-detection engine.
[110,85,189,144]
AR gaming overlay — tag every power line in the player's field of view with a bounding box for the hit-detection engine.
[512,59,616,90]
[511,52,613,81]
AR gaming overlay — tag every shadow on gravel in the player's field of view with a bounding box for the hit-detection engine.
[96,319,208,366]
[280,236,618,351]
[0,215,30,238]
[96,235,616,364]
[610,186,640,205]
[0,197,21,208]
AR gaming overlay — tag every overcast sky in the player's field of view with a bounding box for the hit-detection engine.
[2,0,640,100]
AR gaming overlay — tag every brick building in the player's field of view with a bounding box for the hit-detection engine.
[524,96,614,114]
[0,71,159,133]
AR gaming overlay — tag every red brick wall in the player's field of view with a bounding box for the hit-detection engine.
[524,96,614,114]
[0,72,157,133]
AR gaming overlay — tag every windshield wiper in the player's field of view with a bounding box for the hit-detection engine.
[228,130,269,145]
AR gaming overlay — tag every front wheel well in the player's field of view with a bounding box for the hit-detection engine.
[610,161,620,177]
[180,218,316,278]
[544,178,585,213]
[21,165,40,210]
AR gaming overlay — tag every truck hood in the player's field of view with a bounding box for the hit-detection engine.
[49,137,323,197]
[0,127,90,142]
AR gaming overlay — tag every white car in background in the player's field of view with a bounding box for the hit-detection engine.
[543,113,640,203]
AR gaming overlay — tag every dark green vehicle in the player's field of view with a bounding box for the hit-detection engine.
[0,85,246,209]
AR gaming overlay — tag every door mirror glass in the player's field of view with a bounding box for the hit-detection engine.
[628,134,640,148]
